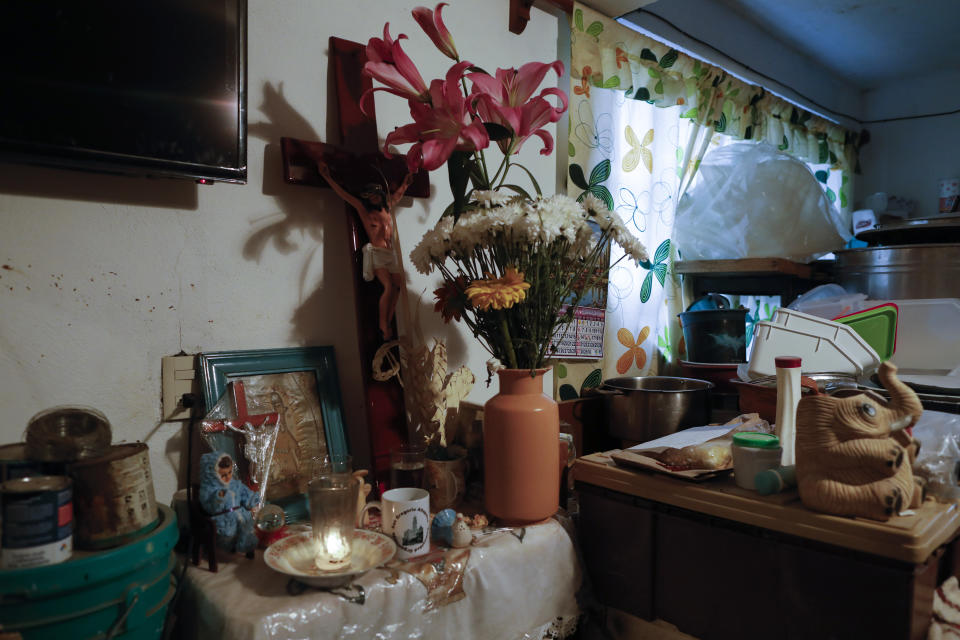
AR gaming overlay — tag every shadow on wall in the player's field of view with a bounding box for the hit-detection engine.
[245,82,326,263]
[0,160,199,209]
[244,79,373,468]
[245,80,361,347]
[405,285,471,373]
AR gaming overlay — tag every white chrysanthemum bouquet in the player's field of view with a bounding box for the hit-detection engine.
[412,192,647,369]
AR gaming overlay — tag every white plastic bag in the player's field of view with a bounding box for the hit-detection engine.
[912,410,960,502]
[674,143,851,262]
[788,283,869,319]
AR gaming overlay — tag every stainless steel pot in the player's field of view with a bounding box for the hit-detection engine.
[834,244,960,299]
[598,376,713,443]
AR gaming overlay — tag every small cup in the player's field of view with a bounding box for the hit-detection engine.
[389,444,425,489]
[424,455,468,511]
[731,432,781,491]
[360,487,430,560]
[308,472,358,571]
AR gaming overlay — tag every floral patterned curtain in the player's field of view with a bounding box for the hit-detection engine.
[561,2,858,385]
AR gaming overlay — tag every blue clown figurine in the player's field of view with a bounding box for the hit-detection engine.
[199,451,259,554]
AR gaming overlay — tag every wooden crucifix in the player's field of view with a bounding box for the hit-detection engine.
[280,37,430,489]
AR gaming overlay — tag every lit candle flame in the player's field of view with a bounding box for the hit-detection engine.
[315,530,352,571]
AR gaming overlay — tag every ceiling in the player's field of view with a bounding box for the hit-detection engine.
[711,0,960,90]
[597,0,960,91]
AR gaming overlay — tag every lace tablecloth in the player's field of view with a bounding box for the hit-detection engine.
[176,517,581,640]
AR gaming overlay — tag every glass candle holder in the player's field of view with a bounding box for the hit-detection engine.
[308,472,358,571]
[389,444,425,489]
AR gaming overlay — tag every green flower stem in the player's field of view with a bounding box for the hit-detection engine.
[491,151,512,189]
[498,310,519,369]
[491,140,519,189]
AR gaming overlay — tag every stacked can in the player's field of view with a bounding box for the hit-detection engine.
[1,475,73,569]
[0,405,111,568]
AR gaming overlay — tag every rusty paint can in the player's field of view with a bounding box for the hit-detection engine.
[68,443,158,550]
[1,475,73,569]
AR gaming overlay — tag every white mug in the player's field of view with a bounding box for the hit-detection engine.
[360,487,430,560]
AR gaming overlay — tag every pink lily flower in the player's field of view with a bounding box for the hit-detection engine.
[361,28,430,115]
[412,3,459,61]
[365,23,402,64]
[384,62,490,172]
[469,61,568,155]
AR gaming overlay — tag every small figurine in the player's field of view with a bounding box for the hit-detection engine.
[254,503,288,547]
[198,451,259,554]
[353,469,373,527]
[450,513,473,548]
[430,509,475,548]
[467,513,489,529]
[431,508,458,546]
[795,362,925,521]
[317,159,414,340]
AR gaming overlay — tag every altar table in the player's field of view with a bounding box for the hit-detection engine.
[176,517,581,640]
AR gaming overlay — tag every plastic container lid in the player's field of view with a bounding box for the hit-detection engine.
[775,356,802,368]
[833,303,898,362]
[732,432,780,449]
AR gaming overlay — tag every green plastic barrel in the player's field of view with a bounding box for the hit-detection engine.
[0,504,179,640]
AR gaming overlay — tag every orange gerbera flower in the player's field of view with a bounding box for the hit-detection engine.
[465,268,531,311]
[433,276,469,323]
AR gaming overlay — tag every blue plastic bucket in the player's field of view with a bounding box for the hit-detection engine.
[0,503,178,640]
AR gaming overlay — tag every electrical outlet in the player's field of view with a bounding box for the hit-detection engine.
[161,355,198,421]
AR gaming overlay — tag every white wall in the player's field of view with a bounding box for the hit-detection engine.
[857,71,960,216]
[0,0,560,505]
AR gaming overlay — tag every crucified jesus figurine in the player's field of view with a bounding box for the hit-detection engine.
[317,160,414,339]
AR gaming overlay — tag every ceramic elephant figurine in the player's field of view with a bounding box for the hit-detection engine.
[795,361,924,521]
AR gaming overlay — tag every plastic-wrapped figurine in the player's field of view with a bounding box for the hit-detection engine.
[199,451,259,553]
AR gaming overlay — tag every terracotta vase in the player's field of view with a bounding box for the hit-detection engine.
[483,368,559,525]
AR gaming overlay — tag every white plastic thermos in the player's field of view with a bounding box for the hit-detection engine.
[774,355,802,466]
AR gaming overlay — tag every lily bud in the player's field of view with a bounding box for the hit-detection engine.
[412,3,459,61]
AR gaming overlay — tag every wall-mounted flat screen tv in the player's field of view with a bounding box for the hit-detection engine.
[0,0,247,184]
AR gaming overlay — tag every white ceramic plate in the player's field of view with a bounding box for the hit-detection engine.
[263,529,396,588]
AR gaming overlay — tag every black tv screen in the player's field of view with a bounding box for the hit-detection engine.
[0,0,247,183]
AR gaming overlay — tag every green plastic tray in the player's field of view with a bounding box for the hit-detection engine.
[834,303,898,362]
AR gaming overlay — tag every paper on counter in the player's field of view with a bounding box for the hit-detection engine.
[627,421,746,452]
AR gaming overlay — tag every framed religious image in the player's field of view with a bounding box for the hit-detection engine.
[198,347,348,508]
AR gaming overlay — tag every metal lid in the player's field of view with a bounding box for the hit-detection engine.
[1,474,71,493]
[856,215,960,245]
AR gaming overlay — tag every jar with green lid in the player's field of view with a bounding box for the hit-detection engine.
[731,432,781,490]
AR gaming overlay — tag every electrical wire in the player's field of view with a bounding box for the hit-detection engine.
[629,7,960,126]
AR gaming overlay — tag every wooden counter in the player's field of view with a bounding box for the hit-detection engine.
[573,451,960,640]
[573,451,960,564]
